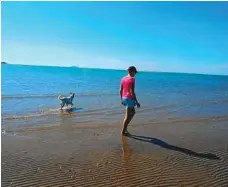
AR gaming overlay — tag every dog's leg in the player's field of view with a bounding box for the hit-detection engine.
[60,102,64,110]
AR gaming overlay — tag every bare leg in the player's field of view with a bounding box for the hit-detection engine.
[122,107,135,135]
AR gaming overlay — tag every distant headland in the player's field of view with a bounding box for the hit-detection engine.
[1,62,8,64]
[71,66,80,68]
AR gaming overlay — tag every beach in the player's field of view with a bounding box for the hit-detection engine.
[2,64,228,186]
[2,117,228,187]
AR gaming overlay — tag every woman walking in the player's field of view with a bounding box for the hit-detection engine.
[120,66,140,136]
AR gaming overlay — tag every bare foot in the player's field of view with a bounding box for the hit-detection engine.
[122,130,130,136]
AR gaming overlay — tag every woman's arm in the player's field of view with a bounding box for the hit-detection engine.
[120,83,123,104]
[130,81,140,107]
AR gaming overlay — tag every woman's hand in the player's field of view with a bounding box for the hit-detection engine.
[136,101,140,108]
[120,100,123,105]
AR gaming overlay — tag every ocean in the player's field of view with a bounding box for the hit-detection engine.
[1,64,228,133]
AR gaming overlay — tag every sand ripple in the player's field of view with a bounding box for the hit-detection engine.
[2,130,228,187]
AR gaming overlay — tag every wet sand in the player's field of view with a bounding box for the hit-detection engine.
[2,118,228,187]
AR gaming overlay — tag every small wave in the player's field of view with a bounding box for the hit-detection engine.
[2,106,125,120]
[2,107,86,120]
[2,112,57,120]
[1,92,117,100]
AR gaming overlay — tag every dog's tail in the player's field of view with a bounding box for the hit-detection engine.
[58,95,62,100]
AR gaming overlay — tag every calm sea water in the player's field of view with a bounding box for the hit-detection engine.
[1,64,228,132]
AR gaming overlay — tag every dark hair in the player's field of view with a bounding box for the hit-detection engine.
[128,66,138,73]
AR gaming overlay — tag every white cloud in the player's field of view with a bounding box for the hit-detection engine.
[1,40,157,71]
[1,40,86,67]
[2,40,227,75]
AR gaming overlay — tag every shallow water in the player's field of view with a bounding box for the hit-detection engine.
[2,64,228,132]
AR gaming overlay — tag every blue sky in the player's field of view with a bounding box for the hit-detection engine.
[1,1,228,75]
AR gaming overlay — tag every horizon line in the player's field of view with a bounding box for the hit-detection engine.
[2,62,228,77]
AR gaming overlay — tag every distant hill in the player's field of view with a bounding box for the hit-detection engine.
[1,62,8,64]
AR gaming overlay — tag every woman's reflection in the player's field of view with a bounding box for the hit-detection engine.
[121,136,134,186]
[121,136,132,162]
